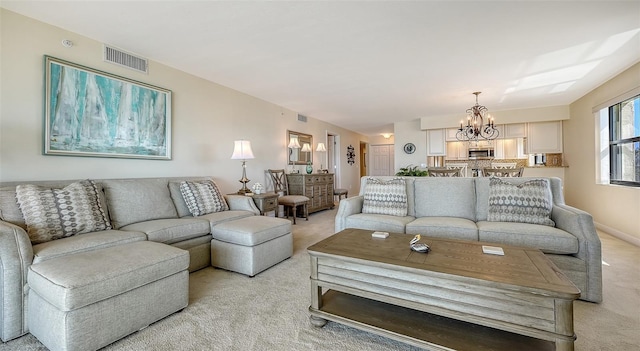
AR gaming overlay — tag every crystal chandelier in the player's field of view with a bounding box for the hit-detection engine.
[456,92,499,142]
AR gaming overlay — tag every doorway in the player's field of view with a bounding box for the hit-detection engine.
[327,133,340,187]
[370,144,394,176]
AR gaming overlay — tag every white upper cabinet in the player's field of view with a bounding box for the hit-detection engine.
[445,128,460,141]
[427,129,446,156]
[504,123,527,138]
[527,121,563,153]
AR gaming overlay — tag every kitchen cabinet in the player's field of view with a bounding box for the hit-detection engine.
[495,138,526,159]
[527,121,563,153]
[286,173,334,213]
[504,123,527,138]
[446,141,468,160]
[445,128,460,141]
[427,129,446,156]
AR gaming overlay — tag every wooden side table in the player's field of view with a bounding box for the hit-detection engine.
[251,192,279,216]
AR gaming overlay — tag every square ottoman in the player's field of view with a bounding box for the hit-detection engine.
[27,241,189,351]
[211,216,292,276]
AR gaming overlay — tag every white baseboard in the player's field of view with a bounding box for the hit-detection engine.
[595,222,640,247]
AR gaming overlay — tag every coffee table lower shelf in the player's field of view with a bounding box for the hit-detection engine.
[309,290,555,351]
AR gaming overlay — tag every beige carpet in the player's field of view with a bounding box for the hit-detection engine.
[2,208,639,350]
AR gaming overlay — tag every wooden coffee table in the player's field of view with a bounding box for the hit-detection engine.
[307,228,580,351]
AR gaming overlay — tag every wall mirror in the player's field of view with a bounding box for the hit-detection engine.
[287,130,313,165]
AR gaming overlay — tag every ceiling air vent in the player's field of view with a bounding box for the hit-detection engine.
[103,45,148,74]
[297,114,308,123]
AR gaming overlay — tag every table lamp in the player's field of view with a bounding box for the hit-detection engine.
[230,140,255,194]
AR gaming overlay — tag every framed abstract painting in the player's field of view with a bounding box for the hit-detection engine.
[44,56,172,159]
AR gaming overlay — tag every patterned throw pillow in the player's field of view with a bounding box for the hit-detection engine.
[487,177,555,226]
[179,180,228,217]
[16,180,112,244]
[362,178,408,217]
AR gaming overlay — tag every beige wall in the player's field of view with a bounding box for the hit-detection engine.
[565,62,640,245]
[0,10,366,195]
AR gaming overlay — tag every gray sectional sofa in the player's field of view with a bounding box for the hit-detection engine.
[335,176,602,303]
[0,176,277,344]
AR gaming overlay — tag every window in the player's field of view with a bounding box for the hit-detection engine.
[609,95,640,187]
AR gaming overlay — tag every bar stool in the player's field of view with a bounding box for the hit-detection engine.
[334,188,348,202]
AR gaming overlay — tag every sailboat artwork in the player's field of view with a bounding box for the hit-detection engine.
[44,56,172,159]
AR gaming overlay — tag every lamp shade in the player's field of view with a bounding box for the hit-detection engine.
[230,140,255,160]
[288,137,301,149]
[301,143,312,152]
[316,142,327,152]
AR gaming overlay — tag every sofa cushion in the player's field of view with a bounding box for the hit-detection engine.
[200,210,256,231]
[102,179,178,229]
[362,178,408,217]
[32,230,147,264]
[413,178,477,221]
[120,218,211,244]
[179,180,228,217]
[15,180,112,244]
[344,213,415,234]
[487,177,555,227]
[28,241,189,311]
[405,217,479,241]
[477,221,579,254]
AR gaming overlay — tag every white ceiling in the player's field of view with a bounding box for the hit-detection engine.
[2,1,639,136]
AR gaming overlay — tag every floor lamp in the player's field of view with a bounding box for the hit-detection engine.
[231,140,255,194]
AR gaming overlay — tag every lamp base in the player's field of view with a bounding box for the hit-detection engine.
[236,188,252,195]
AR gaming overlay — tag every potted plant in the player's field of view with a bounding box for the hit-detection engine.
[395,165,428,176]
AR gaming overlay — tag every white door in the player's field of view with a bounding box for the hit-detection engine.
[371,145,394,176]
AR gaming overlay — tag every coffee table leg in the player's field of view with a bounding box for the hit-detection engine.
[555,339,574,351]
[310,315,327,327]
[309,272,327,327]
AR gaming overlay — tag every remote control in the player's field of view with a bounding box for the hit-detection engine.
[372,231,389,239]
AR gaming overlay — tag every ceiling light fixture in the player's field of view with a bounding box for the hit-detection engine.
[456,92,499,142]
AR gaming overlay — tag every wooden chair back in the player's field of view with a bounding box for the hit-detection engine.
[427,168,461,177]
[267,169,290,195]
[482,167,524,177]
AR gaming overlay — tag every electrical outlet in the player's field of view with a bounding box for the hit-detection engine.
[420,163,426,168]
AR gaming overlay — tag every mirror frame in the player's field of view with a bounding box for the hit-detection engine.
[287,130,313,165]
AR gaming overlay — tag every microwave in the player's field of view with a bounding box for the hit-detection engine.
[468,148,495,160]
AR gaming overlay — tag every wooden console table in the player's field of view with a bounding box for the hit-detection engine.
[286,173,334,213]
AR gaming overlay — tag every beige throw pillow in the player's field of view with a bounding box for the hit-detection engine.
[16,180,112,244]
[487,177,555,226]
[179,180,228,216]
[362,178,408,217]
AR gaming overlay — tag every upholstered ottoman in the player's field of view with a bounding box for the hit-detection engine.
[27,241,189,351]
[211,216,292,276]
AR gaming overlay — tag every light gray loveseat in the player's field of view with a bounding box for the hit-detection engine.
[0,176,260,342]
[335,176,602,303]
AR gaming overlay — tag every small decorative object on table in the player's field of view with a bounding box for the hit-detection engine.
[252,182,263,195]
[306,161,313,174]
[409,234,430,253]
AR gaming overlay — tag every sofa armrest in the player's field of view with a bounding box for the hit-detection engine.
[0,221,34,341]
[551,204,602,302]
[335,195,364,233]
[224,195,260,215]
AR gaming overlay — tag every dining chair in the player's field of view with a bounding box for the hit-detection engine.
[482,167,524,177]
[267,169,309,224]
[490,162,517,169]
[427,168,461,177]
[445,163,468,177]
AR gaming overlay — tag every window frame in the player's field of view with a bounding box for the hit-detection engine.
[608,95,640,187]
